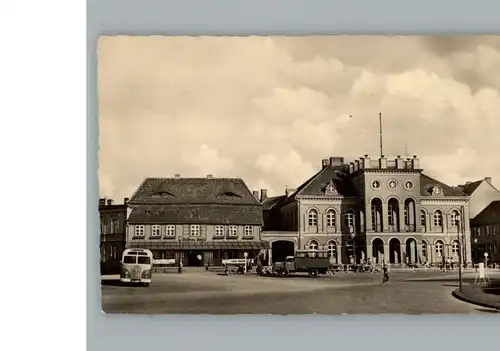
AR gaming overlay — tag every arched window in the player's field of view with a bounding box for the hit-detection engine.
[435,240,444,257]
[308,240,319,257]
[327,240,337,258]
[387,198,400,230]
[433,210,443,227]
[421,210,427,228]
[326,209,336,227]
[450,210,460,228]
[452,240,459,255]
[371,198,382,232]
[422,241,428,261]
[345,210,355,228]
[308,209,318,226]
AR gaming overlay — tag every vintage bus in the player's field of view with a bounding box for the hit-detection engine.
[120,248,153,286]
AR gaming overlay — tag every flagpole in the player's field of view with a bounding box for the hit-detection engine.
[379,112,383,157]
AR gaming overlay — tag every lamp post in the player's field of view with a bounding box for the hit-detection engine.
[474,238,478,272]
[457,215,463,292]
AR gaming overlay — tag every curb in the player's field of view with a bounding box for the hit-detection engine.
[452,289,500,311]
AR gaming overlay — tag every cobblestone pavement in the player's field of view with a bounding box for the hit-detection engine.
[101,270,500,315]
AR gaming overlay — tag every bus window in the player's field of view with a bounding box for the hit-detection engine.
[123,255,136,264]
[138,256,151,265]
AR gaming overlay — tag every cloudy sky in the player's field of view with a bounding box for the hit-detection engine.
[98,35,500,201]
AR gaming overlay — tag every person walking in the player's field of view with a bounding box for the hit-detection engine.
[381,264,389,285]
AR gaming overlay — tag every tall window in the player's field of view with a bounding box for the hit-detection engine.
[371,198,382,231]
[100,216,106,234]
[450,210,460,228]
[308,209,318,226]
[435,241,444,257]
[421,210,427,227]
[228,225,237,237]
[387,198,399,229]
[111,218,119,233]
[190,225,200,237]
[345,210,355,228]
[327,240,337,258]
[135,225,144,237]
[215,225,224,237]
[326,209,336,227]
[244,225,253,237]
[422,241,427,259]
[308,240,319,257]
[151,225,161,237]
[433,210,443,227]
[452,240,459,255]
[166,225,175,237]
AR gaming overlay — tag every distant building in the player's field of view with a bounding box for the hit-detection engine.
[262,155,473,267]
[470,200,500,265]
[99,197,128,274]
[125,175,268,266]
[454,177,500,219]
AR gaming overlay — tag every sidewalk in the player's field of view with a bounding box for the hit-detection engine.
[453,283,500,310]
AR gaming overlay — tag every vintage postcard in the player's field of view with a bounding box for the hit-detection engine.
[98,35,500,315]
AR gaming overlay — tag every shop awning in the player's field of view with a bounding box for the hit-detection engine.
[127,240,270,251]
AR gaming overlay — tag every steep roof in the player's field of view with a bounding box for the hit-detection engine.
[471,200,500,226]
[128,177,261,205]
[127,204,263,225]
[454,180,483,195]
[262,195,287,211]
[420,174,468,197]
[295,165,358,197]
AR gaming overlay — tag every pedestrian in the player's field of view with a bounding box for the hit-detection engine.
[381,264,389,285]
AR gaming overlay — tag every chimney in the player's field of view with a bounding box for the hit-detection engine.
[321,159,329,169]
[395,155,404,169]
[98,198,106,206]
[411,155,420,169]
[252,190,260,200]
[124,197,129,204]
[361,155,371,169]
[354,160,360,171]
[485,177,492,184]
[329,157,344,167]
[465,181,472,185]
[207,174,213,179]
[107,199,114,206]
[174,174,181,179]
[349,162,354,173]
[260,189,268,202]
[379,155,387,169]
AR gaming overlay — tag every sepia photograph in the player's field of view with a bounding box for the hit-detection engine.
[98,35,500,315]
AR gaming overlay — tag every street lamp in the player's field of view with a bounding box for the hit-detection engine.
[457,214,463,292]
[474,238,478,272]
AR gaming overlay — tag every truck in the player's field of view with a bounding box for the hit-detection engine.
[273,249,331,278]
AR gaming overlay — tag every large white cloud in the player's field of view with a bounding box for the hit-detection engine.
[98,36,500,201]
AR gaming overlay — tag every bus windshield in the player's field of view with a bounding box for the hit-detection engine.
[138,256,151,265]
[123,255,136,264]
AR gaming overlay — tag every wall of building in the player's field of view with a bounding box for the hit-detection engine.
[126,223,261,242]
[468,180,500,219]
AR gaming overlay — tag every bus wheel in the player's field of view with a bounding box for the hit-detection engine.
[279,269,288,277]
[309,269,318,278]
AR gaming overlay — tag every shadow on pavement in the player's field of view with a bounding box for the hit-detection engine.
[475,308,500,314]
[101,279,122,287]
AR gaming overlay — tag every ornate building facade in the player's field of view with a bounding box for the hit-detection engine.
[262,155,473,266]
[99,197,128,274]
[125,175,269,266]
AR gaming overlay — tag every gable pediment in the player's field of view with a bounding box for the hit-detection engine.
[324,180,339,195]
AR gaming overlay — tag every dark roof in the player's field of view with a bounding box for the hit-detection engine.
[454,180,483,195]
[128,177,261,205]
[420,174,468,197]
[471,200,500,226]
[127,204,263,225]
[294,165,357,198]
[262,195,287,211]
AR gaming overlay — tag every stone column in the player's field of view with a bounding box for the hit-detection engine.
[383,244,389,264]
[366,243,373,262]
[398,203,405,232]
[268,248,272,265]
[365,203,372,232]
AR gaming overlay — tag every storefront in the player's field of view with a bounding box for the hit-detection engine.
[126,240,270,266]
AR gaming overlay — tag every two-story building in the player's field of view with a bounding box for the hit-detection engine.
[470,200,500,265]
[125,175,268,266]
[99,197,128,274]
[263,155,472,267]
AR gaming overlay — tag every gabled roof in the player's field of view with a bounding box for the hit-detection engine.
[454,180,483,195]
[128,177,261,205]
[420,174,468,197]
[282,165,357,206]
[471,200,500,226]
[127,204,263,225]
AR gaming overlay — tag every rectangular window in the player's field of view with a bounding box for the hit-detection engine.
[135,225,145,237]
[215,225,224,237]
[228,226,237,237]
[100,217,106,234]
[111,218,119,233]
[190,225,200,236]
[165,225,175,236]
[244,225,253,237]
[151,225,161,237]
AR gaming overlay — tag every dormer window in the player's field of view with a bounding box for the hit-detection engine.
[324,180,338,195]
[218,191,242,198]
[431,185,442,196]
[151,191,176,197]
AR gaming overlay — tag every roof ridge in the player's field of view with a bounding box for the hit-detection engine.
[294,167,330,197]
[421,173,468,196]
